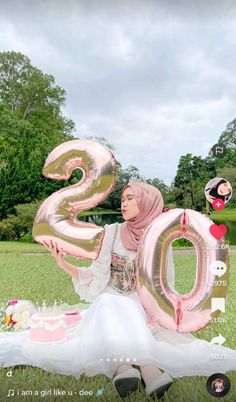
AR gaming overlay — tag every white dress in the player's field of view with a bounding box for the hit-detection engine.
[0,223,236,380]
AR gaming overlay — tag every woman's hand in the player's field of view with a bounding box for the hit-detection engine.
[42,240,80,281]
[42,240,66,269]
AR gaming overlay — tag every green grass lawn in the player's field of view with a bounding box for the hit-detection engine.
[0,242,48,253]
[211,208,236,221]
[0,243,235,401]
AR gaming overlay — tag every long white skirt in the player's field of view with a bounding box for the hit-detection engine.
[0,289,236,380]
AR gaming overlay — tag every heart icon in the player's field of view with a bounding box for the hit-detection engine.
[210,224,227,240]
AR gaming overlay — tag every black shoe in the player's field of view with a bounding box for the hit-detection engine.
[113,368,141,398]
[146,372,173,399]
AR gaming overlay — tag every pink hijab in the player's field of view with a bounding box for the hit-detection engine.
[120,181,164,251]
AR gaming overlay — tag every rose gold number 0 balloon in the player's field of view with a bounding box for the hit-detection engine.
[136,209,229,332]
[33,140,116,259]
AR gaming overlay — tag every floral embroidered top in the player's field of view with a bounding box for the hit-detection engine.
[109,252,136,294]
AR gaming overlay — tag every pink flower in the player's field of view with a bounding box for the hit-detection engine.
[7,300,18,307]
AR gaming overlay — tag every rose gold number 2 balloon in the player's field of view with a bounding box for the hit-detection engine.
[136,209,229,332]
[32,140,116,259]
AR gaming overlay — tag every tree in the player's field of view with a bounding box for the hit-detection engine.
[218,119,236,149]
[0,51,75,219]
[208,118,236,169]
[173,154,210,210]
[146,178,172,206]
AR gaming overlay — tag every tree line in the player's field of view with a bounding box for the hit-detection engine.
[0,51,235,240]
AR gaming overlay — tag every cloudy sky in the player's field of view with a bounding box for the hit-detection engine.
[1,0,236,184]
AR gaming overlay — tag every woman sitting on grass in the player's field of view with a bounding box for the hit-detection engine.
[44,181,236,399]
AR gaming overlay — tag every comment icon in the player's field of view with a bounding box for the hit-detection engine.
[210,260,227,277]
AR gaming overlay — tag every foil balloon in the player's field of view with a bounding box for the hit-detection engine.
[136,209,229,332]
[32,140,117,259]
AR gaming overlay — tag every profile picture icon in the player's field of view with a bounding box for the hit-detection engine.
[206,373,231,397]
[205,177,232,204]
[212,378,225,393]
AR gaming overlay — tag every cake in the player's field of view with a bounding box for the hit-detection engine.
[28,312,67,343]
[64,311,81,328]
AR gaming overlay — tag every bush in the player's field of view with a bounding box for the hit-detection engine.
[172,238,193,247]
[0,202,40,241]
